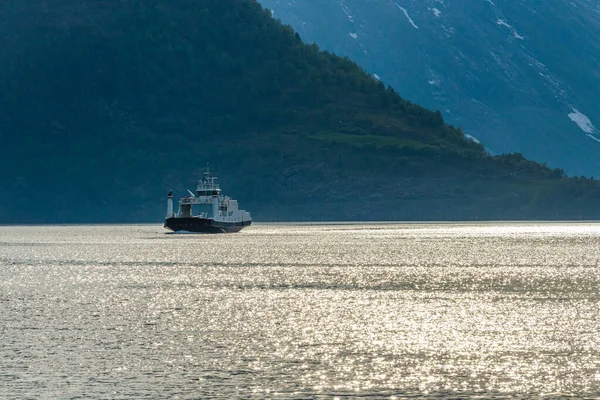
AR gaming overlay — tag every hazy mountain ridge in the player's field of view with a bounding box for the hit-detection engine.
[260,0,600,175]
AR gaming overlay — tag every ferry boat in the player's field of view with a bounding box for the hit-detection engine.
[164,167,252,233]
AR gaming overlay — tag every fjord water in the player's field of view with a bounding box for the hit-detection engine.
[1,223,599,398]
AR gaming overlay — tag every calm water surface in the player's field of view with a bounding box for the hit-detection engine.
[1,223,599,399]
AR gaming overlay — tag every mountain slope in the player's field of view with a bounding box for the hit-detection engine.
[259,0,600,176]
[0,0,599,223]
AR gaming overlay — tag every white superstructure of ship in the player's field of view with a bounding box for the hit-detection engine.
[164,166,252,233]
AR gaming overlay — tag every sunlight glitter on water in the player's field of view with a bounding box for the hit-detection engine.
[1,223,600,398]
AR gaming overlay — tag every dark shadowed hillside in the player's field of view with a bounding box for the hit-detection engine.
[0,0,599,223]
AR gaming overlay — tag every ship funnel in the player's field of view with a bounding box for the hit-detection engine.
[166,191,174,218]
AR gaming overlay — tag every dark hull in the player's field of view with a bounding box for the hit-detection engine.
[164,217,251,233]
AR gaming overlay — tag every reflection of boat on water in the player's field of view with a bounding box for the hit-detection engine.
[164,166,252,233]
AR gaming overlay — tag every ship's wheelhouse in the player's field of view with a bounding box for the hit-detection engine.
[197,189,221,196]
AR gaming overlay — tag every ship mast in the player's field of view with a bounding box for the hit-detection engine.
[197,164,220,198]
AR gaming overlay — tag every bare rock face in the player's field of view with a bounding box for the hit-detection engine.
[259,0,600,176]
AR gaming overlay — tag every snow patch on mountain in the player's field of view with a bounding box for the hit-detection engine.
[395,4,419,29]
[568,109,595,133]
[339,2,354,23]
[587,134,600,144]
[496,19,524,40]
[465,134,481,143]
[496,19,510,28]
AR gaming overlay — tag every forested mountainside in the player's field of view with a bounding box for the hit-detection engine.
[260,0,600,176]
[0,0,599,223]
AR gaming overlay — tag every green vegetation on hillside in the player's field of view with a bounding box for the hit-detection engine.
[0,0,598,222]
